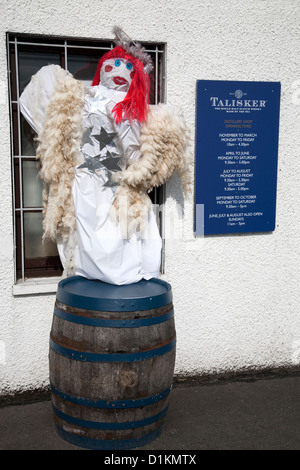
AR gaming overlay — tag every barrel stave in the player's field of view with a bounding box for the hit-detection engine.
[49,348,176,400]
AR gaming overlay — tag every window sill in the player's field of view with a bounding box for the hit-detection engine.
[13,276,62,297]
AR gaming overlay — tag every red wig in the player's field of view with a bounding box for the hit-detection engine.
[92,46,150,124]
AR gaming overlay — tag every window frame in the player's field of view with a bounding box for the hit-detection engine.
[7,32,166,283]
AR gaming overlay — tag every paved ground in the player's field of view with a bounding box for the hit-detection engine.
[0,375,299,451]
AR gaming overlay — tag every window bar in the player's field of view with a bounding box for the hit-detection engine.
[7,38,17,283]
[13,154,36,159]
[14,37,25,281]
[161,44,166,104]
[150,47,160,208]
[64,40,68,70]
[8,40,117,52]
[15,207,43,212]
[8,38,164,54]
[155,46,159,105]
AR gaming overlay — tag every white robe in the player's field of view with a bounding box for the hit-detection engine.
[19,65,162,285]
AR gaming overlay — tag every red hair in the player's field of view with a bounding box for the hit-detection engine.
[92,46,150,124]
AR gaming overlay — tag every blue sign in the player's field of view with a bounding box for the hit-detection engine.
[194,80,281,235]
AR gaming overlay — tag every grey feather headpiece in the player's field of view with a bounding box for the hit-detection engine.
[112,26,153,74]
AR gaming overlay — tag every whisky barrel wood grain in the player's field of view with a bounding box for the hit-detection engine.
[49,276,176,450]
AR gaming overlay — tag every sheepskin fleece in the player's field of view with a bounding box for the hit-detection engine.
[36,67,85,242]
[111,103,191,236]
[37,71,190,242]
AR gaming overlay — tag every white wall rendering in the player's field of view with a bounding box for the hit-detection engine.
[0,0,299,394]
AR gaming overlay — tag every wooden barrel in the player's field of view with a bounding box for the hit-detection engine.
[49,275,176,450]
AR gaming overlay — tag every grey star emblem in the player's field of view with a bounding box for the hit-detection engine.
[81,127,93,146]
[100,151,122,172]
[102,178,119,188]
[92,127,117,151]
[77,154,102,174]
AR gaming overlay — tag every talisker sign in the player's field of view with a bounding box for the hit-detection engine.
[210,97,267,108]
[195,80,281,235]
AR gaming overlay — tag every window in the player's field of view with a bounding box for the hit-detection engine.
[7,33,166,282]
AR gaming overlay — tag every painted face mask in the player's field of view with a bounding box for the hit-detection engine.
[100,58,134,92]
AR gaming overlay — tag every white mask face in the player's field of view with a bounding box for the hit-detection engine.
[100,58,134,91]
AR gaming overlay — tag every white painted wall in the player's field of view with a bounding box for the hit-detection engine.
[0,0,299,394]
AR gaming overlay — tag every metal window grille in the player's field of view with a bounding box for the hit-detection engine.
[7,33,166,282]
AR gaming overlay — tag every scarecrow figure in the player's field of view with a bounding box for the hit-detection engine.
[20,27,190,285]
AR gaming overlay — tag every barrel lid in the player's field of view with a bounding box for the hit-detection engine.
[56,276,172,311]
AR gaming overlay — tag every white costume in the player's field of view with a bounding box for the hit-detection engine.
[20,65,162,285]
